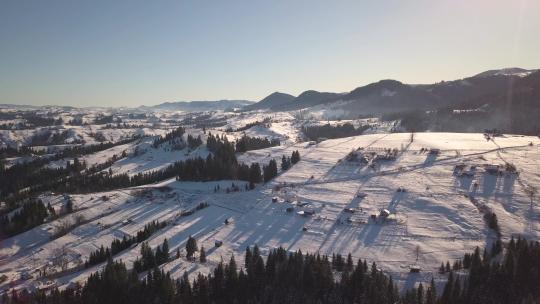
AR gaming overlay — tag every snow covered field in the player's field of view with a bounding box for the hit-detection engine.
[2,129,539,293]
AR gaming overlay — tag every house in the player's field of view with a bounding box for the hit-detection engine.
[409,265,421,273]
[343,208,355,213]
[297,201,310,207]
[485,164,500,174]
[429,148,440,155]
[379,209,391,217]
[453,164,466,174]
[297,210,315,217]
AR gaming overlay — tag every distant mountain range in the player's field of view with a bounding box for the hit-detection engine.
[145,100,254,112]
[144,67,538,120]
[246,67,538,116]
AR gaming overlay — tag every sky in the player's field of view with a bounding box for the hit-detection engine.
[1,0,539,107]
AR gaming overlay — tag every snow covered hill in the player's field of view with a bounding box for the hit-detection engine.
[2,129,539,293]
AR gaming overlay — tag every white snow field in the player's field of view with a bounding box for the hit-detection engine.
[1,132,539,293]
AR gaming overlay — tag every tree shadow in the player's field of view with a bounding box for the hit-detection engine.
[423,154,437,167]
[480,173,498,197]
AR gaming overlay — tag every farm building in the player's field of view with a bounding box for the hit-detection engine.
[484,164,500,174]
[429,148,440,155]
[379,209,391,217]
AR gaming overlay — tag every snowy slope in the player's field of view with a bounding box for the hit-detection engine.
[2,132,539,294]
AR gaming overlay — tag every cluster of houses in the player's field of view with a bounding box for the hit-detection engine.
[345,147,398,167]
[454,163,518,177]
[272,195,317,217]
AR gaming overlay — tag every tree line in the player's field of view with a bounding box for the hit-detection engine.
[4,245,399,304]
[302,123,370,141]
[85,220,167,268]
[431,236,540,304]
[0,199,49,238]
[133,239,170,273]
[0,136,139,202]
[0,114,62,130]
[153,127,186,148]
[235,135,280,153]
[5,238,540,304]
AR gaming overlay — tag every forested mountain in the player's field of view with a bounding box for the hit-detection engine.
[385,70,540,134]
[280,90,341,110]
[245,68,538,119]
[243,92,296,111]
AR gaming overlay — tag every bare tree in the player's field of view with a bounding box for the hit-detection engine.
[524,185,537,209]
[74,214,85,225]
[52,246,69,272]
[52,218,72,239]
[415,245,421,262]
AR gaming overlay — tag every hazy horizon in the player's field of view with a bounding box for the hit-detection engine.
[1,0,540,107]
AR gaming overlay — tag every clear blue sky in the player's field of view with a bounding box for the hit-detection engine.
[1,0,539,107]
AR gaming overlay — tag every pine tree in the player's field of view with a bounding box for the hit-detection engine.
[417,282,424,304]
[426,278,437,304]
[245,246,252,269]
[186,236,198,259]
[200,246,206,263]
[160,238,169,263]
[249,163,262,184]
[281,155,290,171]
[291,150,300,164]
[66,199,73,213]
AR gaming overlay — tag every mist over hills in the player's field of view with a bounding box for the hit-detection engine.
[244,67,538,115]
[146,99,254,112]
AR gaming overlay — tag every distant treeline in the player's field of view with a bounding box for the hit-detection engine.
[0,199,49,238]
[94,115,117,125]
[0,137,139,202]
[153,127,186,148]
[383,106,540,135]
[28,129,82,146]
[0,114,62,130]
[302,123,370,141]
[0,157,85,201]
[235,134,279,153]
[233,118,271,132]
[54,135,299,194]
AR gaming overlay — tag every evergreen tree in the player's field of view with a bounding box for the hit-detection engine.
[426,278,437,304]
[64,198,73,213]
[200,246,206,263]
[263,159,278,182]
[281,155,291,171]
[186,236,198,259]
[249,163,262,184]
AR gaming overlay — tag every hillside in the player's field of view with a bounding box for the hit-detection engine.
[2,121,539,293]
[242,68,537,118]
[243,92,296,111]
